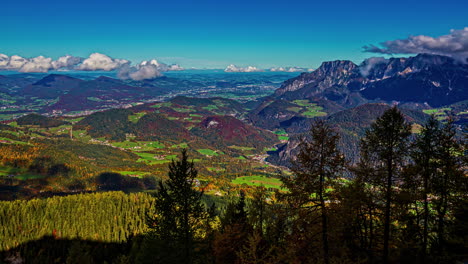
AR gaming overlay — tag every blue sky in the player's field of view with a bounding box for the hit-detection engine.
[2,0,467,68]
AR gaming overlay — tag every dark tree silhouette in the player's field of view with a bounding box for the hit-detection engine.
[407,115,441,261]
[432,120,466,257]
[146,149,211,264]
[359,106,411,263]
[281,119,346,264]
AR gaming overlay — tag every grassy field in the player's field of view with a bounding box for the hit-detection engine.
[228,146,254,151]
[302,110,327,117]
[207,167,226,172]
[273,129,287,135]
[0,137,28,145]
[66,117,85,123]
[0,166,46,180]
[128,112,146,123]
[151,102,172,108]
[411,123,423,134]
[264,147,277,152]
[172,107,195,113]
[135,152,177,165]
[112,141,165,151]
[72,129,92,141]
[116,171,150,178]
[291,100,327,117]
[286,106,302,113]
[423,107,452,120]
[14,174,48,180]
[231,175,284,190]
[171,143,189,149]
[422,107,451,115]
[197,149,220,156]
[202,105,218,111]
[292,100,310,107]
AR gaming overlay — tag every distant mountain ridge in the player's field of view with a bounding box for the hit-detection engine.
[274,53,468,107]
[252,54,467,166]
[266,103,431,167]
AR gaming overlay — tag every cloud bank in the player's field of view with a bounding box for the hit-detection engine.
[77,53,129,71]
[0,53,184,80]
[224,64,263,72]
[0,54,85,73]
[269,66,313,72]
[117,59,184,81]
[51,55,83,70]
[224,65,314,73]
[363,27,468,62]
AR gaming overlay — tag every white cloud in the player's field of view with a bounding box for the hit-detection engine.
[0,54,83,72]
[0,52,179,75]
[0,54,54,72]
[118,61,162,81]
[0,54,8,67]
[139,59,164,68]
[129,65,163,80]
[51,55,83,70]
[269,66,310,72]
[118,59,184,80]
[19,56,53,73]
[224,64,264,72]
[167,64,184,71]
[77,53,129,71]
[363,27,468,62]
[359,57,389,77]
[139,59,184,72]
[8,55,28,69]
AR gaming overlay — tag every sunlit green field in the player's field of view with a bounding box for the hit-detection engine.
[0,166,46,180]
[231,175,284,190]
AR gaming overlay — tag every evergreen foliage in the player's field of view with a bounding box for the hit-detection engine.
[143,149,214,264]
[0,192,153,251]
[0,109,466,264]
[359,106,411,263]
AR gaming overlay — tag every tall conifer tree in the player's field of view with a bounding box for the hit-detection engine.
[359,106,411,263]
[281,120,346,264]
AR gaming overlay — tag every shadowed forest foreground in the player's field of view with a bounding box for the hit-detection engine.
[1,107,467,264]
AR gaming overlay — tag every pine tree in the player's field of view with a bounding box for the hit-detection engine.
[432,120,466,257]
[359,106,411,263]
[213,191,251,264]
[406,115,441,261]
[146,149,210,264]
[280,119,346,264]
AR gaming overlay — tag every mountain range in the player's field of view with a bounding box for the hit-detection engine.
[0,53,466,168]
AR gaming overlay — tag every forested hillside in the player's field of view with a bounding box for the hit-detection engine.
[0,107,466,264]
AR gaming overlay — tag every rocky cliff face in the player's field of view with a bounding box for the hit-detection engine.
[260,53,467,167]
[361,54,468,106]
[275,60,361,97]
[272,54,467,107]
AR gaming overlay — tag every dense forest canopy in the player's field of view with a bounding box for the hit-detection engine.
[0,107,466,264]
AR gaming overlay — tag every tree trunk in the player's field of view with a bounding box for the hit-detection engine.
[422,169,429,262]
[383,158,392,264]
[319,174,330,264]
[369,207,374,263]
[184,198,192,264]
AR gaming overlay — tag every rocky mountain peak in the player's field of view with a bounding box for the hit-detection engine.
[272,53,467,108]
[316,60,358,76]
